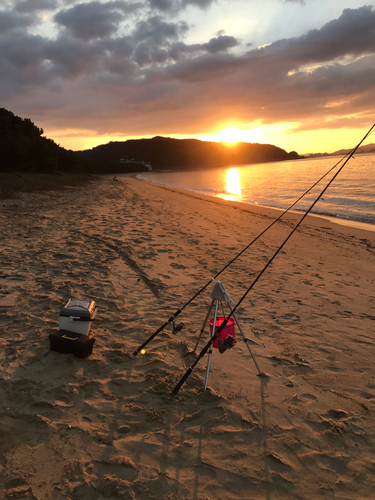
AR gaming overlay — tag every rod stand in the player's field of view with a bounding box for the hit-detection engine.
[196,281,264,392]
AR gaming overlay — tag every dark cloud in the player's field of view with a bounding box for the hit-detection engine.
[54,1,128,40]
[0,10,35,32]
[203,35,239,53]
[1,33,46,69]
[128,15,195,66]
[43,36,107,77]
[134,42,169,66]
[108,36,134,58]
[263,6,375,64]
[182,0,214,8]
[133,16,189,44]
[149,0,215,12]
[166,52,245,82]
[149,0,175,11]
[129,34,239,68]
[165,35,239,61]
[14,0,58,13]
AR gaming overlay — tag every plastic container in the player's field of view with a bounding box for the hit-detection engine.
[49,330,95,358]
[59,298,97,335]
[210,317,235,349]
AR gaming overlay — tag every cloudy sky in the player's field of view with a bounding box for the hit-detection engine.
[1,0,375,153]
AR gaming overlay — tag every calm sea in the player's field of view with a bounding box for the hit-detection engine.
[138,154,375,229]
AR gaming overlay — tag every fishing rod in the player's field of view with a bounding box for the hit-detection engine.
[132,133,364,357]
[171,123,375,395]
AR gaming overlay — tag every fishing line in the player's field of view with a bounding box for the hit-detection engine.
[133,128,370,357]
[171,123,375,395]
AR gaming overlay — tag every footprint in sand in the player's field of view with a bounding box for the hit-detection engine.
[5,478,35,500]
[266,453,293,472]
[300,393,317,401]
[360,391,375,400]
[170,263,185,270]
[325,409,348,419]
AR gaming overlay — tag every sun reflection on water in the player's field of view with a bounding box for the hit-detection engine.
[224,167,242,201]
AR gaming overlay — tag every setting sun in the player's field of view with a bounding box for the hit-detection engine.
[200,125,263,145]
[218,127,242,143]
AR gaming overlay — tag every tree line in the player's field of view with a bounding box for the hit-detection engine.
[0,108,145,175]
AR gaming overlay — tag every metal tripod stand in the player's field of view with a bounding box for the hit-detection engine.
[194,280,264,391]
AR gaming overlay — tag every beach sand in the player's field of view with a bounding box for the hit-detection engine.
[1,176,375,500]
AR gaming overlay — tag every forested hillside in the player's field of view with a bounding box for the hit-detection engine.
[78,136,300,171]
[0,108,82,173]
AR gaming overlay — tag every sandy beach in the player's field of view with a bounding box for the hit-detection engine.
[1,175,375,500]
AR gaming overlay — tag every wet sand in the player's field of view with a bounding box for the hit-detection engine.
[1,176,375,499]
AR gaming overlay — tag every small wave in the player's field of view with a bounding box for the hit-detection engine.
[309,209,375,226]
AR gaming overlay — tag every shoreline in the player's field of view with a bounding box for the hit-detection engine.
[134,176,375,241]
[1,175,375,499]
[134,173,375,236]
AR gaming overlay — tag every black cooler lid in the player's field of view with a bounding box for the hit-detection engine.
[60,298,96,319]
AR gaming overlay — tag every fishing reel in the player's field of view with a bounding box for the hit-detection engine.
[172,321,185,334]
[218,335,236,354]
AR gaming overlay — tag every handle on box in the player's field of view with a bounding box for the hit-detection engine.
[69,316,81,322]
[68,309,97,322]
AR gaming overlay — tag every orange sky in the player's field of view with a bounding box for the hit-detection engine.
[49,122,374,155]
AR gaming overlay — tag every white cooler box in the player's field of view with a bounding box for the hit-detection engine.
[59,298,97,335]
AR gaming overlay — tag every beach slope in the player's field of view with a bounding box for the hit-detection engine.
[1,176,375,499]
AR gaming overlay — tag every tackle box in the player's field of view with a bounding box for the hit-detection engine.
[49,330,95,358]
[59,298,97,335]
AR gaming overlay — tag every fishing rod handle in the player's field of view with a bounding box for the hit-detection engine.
[171,319,228,395]
[171,368,193,395]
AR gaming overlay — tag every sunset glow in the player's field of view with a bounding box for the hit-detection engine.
[224,168,242,201]
[198,126,264,146]
[8,0,372,155]
[49,122,373,157]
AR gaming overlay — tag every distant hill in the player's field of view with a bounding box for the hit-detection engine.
[331,143,375,155]
[77,136,301,171]
[304,143,375,157]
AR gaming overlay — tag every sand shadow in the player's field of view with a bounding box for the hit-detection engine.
[260,375,271,500]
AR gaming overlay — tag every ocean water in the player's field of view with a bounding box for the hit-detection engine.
[138,154,375,228]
